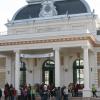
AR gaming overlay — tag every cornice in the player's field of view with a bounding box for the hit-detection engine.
[0,34,97,47]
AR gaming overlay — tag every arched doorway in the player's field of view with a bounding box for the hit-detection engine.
[42,59,55,85]
[73,59,84,86]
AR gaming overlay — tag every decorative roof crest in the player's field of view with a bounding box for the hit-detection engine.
[39,0,57,17]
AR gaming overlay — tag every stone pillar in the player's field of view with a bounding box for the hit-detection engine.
[94,52,98,87]
[14,50,20,92]
[82,46,91,97]
[5,56,12,84]
[54,47,60,87]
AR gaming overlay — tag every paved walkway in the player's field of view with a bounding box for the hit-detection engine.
[1,97,100,100]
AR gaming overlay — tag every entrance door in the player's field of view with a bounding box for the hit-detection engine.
[42,59,55,85]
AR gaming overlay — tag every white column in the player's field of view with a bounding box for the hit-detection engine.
[54,47,61,87]
[5,56,12,84]
[26,59,33,85]
[82,46,91,97]
[94,52,98,87]
[14,50,20,92]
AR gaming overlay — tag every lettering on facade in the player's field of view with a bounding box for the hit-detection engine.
[71,24,85,30]
[36,25,63,33]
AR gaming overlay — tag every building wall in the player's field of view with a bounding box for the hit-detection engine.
[17,47,96,88]
[7,14,97,36]
[0,58,6,88]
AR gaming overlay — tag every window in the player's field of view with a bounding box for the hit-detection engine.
[73,59,84,85]
[97,30,100,35]
[42,59,55,85]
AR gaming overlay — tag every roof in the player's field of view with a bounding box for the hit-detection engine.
[12,0,90,20]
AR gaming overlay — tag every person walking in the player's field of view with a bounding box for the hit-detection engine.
[92,84,97,97]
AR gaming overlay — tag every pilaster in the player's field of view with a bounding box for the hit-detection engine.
[94,52,98,87]
[53,47,61,87]
[5,56,12,84]
[82,46,91,97]
[14,50,21,92]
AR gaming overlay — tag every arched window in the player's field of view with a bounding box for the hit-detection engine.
[73,59,84,85]
[42,59,55,85]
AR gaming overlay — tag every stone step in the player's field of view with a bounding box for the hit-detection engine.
[69,97,100,100]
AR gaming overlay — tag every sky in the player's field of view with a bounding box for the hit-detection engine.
[0,0,100,32]
[0,0,26,32]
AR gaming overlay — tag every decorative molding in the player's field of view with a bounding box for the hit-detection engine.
[0,35,97,47]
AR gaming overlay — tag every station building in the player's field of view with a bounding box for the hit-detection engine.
[0,0,100,97]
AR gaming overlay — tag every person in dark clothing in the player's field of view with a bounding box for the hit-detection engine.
[4,83,10,100]
[61,86,65,100]
[0,88,2,100]
[49,84,56,100]
[4,87,9,100]
[56,87,61,100]
[39,82,44,99]
[9,84,14,100]
[74,84,79,97]
[27,84,31,100]
[41,85,48,100]
[23,87,28,100]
